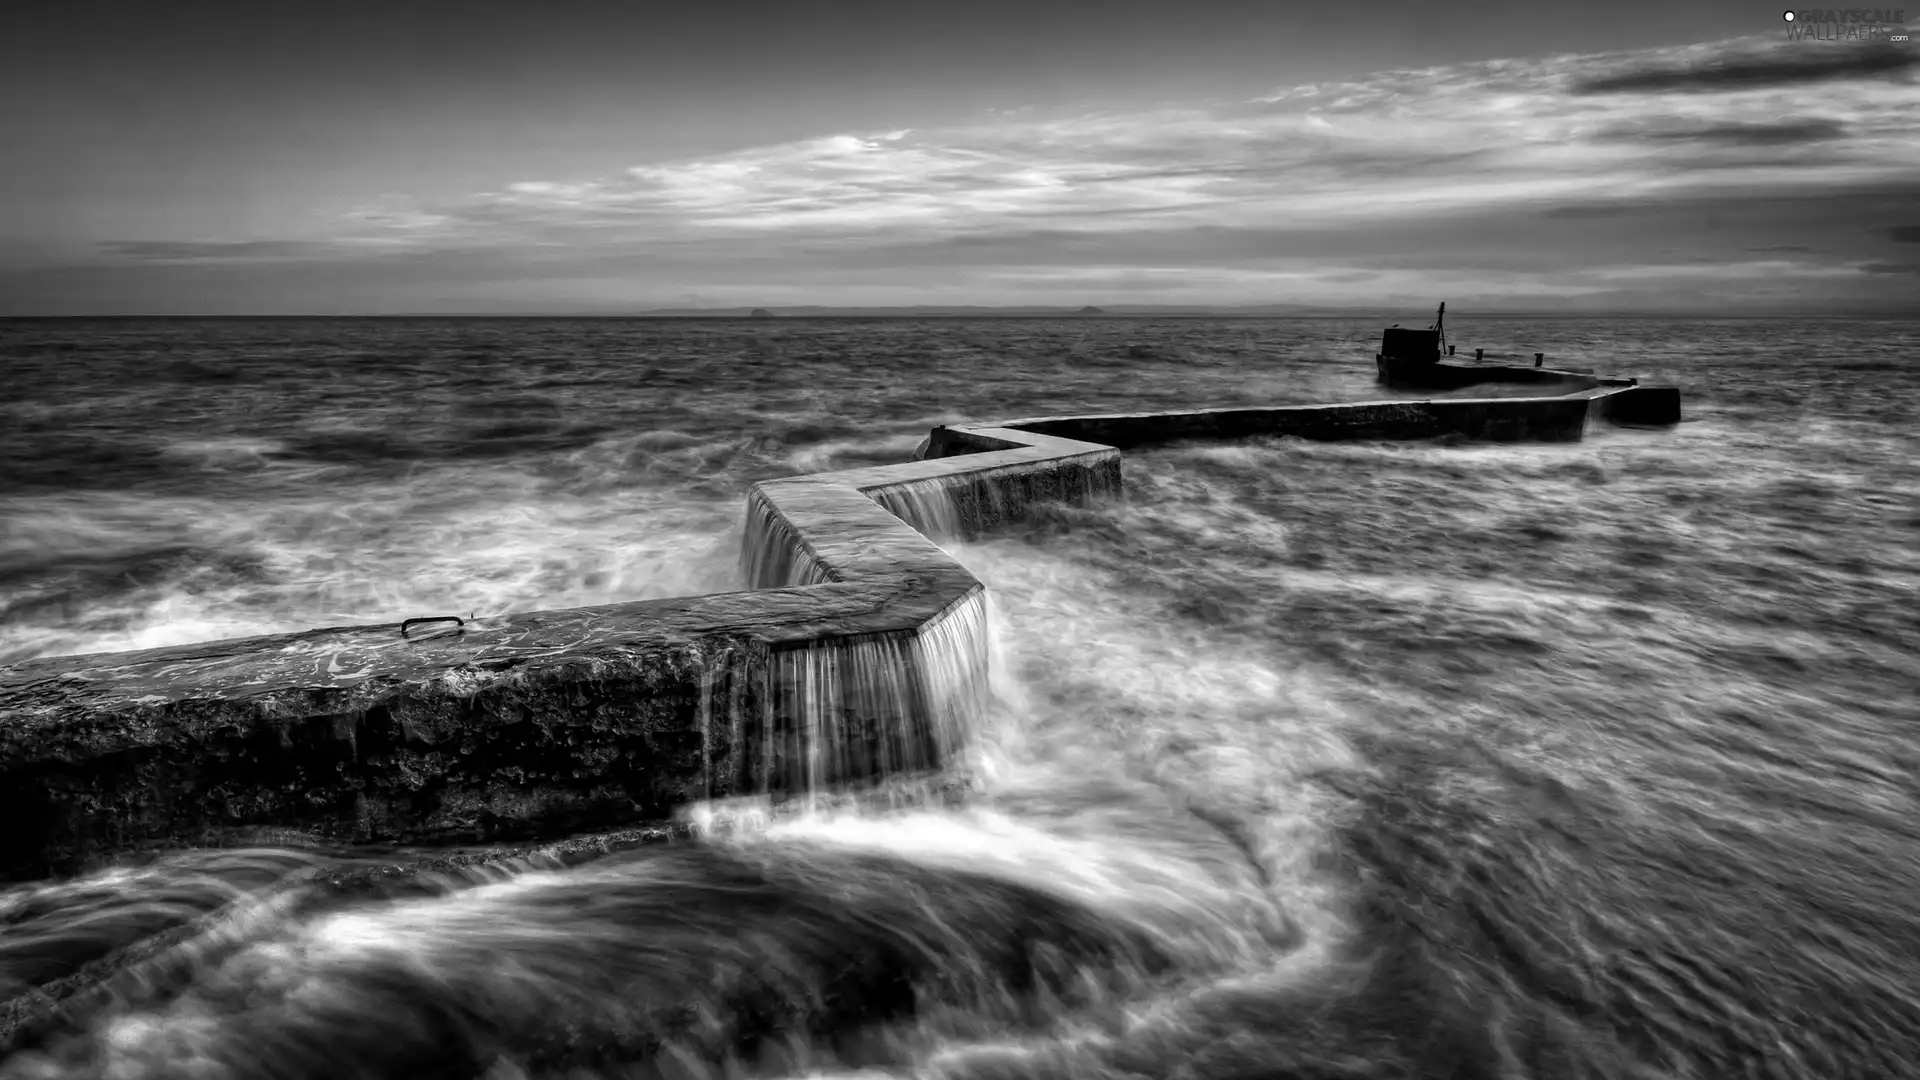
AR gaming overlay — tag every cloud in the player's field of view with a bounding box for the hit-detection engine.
[32,34,1920,313]
[358,42,1912,251]
[99,239,340,262]
[1595,118,1850,144]
[1571,40,1918,94]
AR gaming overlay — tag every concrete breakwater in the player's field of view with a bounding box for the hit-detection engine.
[1376,356,1614,393]
[0,382,1678,880]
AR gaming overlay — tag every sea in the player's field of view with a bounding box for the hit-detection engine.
[0,316,1916,1079]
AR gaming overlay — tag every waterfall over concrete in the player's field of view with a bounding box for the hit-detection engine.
[761,589,991,800]
[740,487,839,588]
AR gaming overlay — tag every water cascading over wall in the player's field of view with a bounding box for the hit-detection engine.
[0,383,1677,878]
[0,426,1121,879]
[734,437,1122,798]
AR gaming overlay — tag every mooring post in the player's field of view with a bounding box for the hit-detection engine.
[1534,352,1544,367]
[1475,348,1483,361]
[1447,345,1455,356]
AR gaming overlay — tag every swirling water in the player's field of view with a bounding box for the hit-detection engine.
[1,317,1917,1078]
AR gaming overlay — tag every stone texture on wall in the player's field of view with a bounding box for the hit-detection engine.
[1375,356,1614,392]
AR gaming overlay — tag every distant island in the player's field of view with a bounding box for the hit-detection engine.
[595,301,1915,319]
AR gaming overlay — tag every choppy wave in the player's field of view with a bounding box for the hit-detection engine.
[2,317,1919,1078]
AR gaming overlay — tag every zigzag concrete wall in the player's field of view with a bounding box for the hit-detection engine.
[0,382,1678,879]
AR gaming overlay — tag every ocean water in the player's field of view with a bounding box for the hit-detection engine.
[1,316,1918,1078]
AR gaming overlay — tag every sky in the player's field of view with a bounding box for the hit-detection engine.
[1,0,1916,315]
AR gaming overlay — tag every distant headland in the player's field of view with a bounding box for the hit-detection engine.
[632,303,1397,318]
[610,303,1914,319]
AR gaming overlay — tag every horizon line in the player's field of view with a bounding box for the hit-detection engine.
[5,310,1916,320]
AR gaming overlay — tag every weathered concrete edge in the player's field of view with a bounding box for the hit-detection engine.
[1374,357,1627,393]
[920,384,1677,456]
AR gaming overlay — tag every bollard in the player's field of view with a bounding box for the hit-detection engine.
[1447,345,1455,356]
[1475,348,1483,361]
[1534,352,1544,367]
